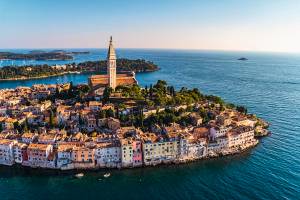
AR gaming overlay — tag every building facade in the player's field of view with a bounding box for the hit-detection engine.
[95,142,121,168]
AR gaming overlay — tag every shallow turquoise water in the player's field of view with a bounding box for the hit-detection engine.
[0,49,300,200]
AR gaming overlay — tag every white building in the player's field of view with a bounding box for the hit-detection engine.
[208,136,229,155]
[21,132,38,144]
[209,126,231,141]
[95,142,121,168]
[227,126,255,148]
[13,142,28,164]
[179,137,207,160]
[0,139,16,166]
[57,144,73,168]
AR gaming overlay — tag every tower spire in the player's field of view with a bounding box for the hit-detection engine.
[107,36,116,60]
[107,36,117,89]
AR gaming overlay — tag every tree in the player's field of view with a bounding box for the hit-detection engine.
[236,105,248,114]
[78,84,90,94]
[145,85,148,95]
[98,110,106,118]
[106,108,115,118]
[170,86,175,96]
[154,80,167,94]
[49,110,55,127]
[55,85,60,97]
[13,121,21,133]
[149,84,153,99]
[24,118,29,132]
[102,87,112,104]
[226,103,235,109]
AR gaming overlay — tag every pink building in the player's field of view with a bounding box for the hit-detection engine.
[121,138,143,168]
[132,140,142,167]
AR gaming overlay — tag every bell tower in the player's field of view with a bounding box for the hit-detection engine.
[107,36,117,89]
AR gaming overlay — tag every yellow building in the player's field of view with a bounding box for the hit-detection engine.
[141,133,179,166]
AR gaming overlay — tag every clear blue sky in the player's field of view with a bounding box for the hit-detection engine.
[1,0,300,52]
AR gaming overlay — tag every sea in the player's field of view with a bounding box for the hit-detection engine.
[0,49,299,200]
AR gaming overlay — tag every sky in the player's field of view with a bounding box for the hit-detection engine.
[0,0,300,53]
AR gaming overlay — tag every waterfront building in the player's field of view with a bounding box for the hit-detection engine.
[95,142,121,168]
[179,134,207,161]
[141,133,179,166]
[13,142,28,164]
[88,37,137,90]
[57,143,73,168]
[207,136,229,155]
[209,126,231,141]
[121,138,143,167]
[26,143,53,168]
[0,139,16,166]
[71,145,95,164]
[227,126,256,148]
[232,117,257,128]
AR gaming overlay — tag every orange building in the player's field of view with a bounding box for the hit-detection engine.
[71,145,95,164]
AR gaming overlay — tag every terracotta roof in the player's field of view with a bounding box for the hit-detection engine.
[89,73,137,88]
[28,143,50,151]
[0,139,14,145]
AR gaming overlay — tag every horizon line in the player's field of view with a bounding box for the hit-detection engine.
[0,47,300,55]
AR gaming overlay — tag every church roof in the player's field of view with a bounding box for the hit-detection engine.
[89,73,137,88]
[107,36,116,60]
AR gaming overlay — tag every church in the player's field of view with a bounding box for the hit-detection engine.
[88,37,137,90]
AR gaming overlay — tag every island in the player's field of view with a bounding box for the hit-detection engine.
[0,58,159,81]
[238,57,248,61]
[0,50,90,61]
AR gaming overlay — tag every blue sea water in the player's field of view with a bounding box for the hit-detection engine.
[0,49,300,200]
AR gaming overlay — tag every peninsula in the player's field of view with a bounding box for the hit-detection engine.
[0,37,269,171]
[0,50,90,61]
[0,58,159,81]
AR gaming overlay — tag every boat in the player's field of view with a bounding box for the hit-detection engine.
[103,173,111,178]
[75,173,84,178]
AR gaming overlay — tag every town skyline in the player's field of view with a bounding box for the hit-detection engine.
[1,0,300,53]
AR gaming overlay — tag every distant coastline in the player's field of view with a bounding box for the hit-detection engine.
[0,59,159,81]
[0,50,90,61]
[0,71,85,81]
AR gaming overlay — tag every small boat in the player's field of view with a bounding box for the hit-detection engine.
[75,173,84,178]
[103,173,111,178]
